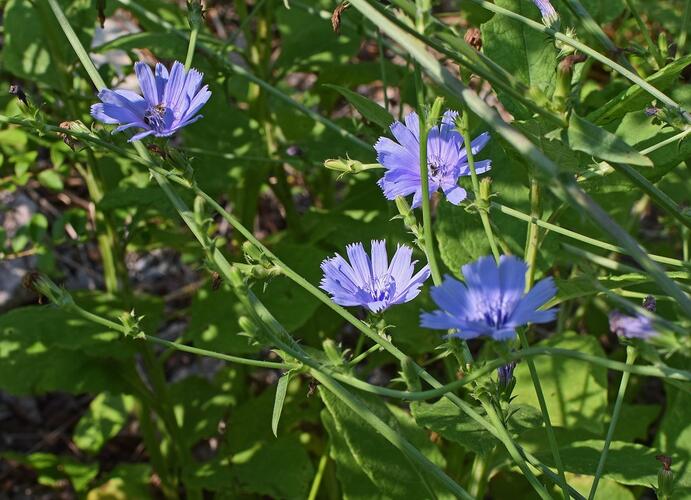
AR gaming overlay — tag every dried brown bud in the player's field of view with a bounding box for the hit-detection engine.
[211,271,222,290]
[558,53,587,73]
[656,455,672,471]
[97,0,106,28]
[464,27,482,51]
[331,2,349,35]
[58,121,80,151]
[147,144,167,158]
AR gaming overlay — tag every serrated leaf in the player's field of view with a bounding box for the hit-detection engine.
[272,372,291,437]
[567,113,653,167]
[324,84,394,130]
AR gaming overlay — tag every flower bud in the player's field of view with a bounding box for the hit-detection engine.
[322,339,343,365]
[324,156,365,174]
[656,455,675,499]
[187,0,205,30]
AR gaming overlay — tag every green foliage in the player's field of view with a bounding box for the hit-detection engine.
[73,393,134,454]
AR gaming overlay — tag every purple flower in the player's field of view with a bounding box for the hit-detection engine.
[497,361,517,389]
[533,0,559,26]
[374,110,491,209]
[609,311,656,339]
[320,240,430,313]
[420,255,557,341]
[91,61,211,142]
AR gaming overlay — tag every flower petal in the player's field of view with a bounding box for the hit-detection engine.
[135,62,158,105]
[345,242,373,287]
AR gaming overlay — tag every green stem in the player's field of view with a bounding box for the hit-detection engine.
[518,331,569,500]
[524,177,541,289]
[679,0,690,54]
[639,128,691,155]
[622,0,665,68]
[561,0,637,72]
[307,451,329,500]
[588,346,637,500]
[67,303,296,370]
[348,342,382,366]
[467,452,492,499]
[479,397,552,500]
[492,202,685,268]
[184,27,199,71]
[414,67,442,285]
[459,110,500,262]
[377,29,390,112]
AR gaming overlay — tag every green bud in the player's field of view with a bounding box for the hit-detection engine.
[238,316,257,335]
[322,339,343,365]
[658,32,669,61]
[242,241,264,263]
[395,195,412,217]
[33,275,74,308]
[478,177,492,210]
[187,0,205,30]
[427,97,444,128]
[324,156,363,173]
[400,357,421,392]
[119,310,145,339]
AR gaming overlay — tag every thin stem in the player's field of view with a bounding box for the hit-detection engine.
[524,177,541,289]
[467,452,492,499]
[307,451,329,500]
[623,0,665,68]
[679,0,690,54]
[377,29,390,112]
[348,342,382,367]
[638,128,691,155]
[458,111,500,262]
[588,346,637,500]
[518,331,569,500]
[67,303,296,370]
[184,27,199,71]
[414,67,442,285]
[492,202,684,268]
[561,0,635,71]
[479,397,552,500]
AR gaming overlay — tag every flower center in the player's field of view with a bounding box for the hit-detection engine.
[482,301,508,328]
[144,104,168,131]
[427,154,450,183]
[367,275,394,302]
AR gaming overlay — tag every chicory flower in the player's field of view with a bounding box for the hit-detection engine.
[374,111,491,208]
[91,61,211,142]
[320,240,430,313]
[420,255,557,341]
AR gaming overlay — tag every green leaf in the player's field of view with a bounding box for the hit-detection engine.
[567,113,653,167]
[272,371,291,437]
[323,84,394,130]
[2,452,98,493]
[411,398,496,456]
[37,169,64,191]
[87,464,153,500]
[480,0,558,118]
[322,411,382,499]
[656,385,691,498]
[321,388,454,499]
[231,436,314,499]
[73,393,134,454]
[513,331,608,432]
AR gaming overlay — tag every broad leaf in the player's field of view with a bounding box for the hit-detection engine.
[567,113,653,167]
[73,393,134,454]
[324,84,394,130]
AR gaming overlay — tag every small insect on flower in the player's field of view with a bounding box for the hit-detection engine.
[420,255,557,341]
[91,61,211,142]
[374,110,491,209]
[320,240,430,313]
[533,0,559,27]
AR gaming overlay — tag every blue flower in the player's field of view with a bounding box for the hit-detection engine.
[420,255,557,341]
[609,311,656,339]
[533,0,559,26]
[91,61,211,142]
[374,111,491,209]
[320,240,430,313]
